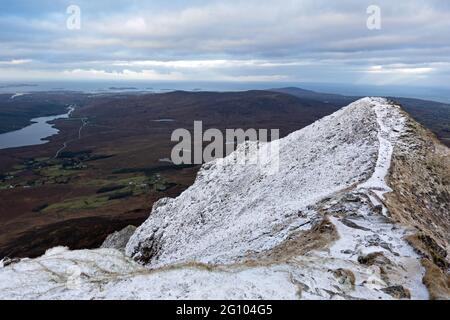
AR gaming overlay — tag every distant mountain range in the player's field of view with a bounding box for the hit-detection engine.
[271,87,450,147]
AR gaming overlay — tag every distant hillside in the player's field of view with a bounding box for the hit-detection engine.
[0,93,87,133]
[73,90,342,138]
[271,87,450,147]
[271,87,358,106]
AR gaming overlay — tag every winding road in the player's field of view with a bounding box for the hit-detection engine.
[54,117,88,159]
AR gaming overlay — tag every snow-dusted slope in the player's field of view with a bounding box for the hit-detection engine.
[125,97,410,266]
[1,97,448,300]
[126,97,382,266]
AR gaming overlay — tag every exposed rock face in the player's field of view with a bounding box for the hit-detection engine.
[101,226,137,251]
[385,110,450,250]
[0,97,448,300]
[0,257,21,267]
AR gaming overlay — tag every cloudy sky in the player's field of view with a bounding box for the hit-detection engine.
[0,0,449,86]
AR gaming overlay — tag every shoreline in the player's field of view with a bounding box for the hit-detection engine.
[0,106,75,151]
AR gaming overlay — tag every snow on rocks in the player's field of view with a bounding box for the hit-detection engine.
[123,97,428,298]
[101,225,137,251]
[0,246,299,299]
[0,247,144,299]
[126,97,381,266]
[357,98,406,217]
[302,193,428,299]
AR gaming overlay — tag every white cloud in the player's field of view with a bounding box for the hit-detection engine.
[367,65,434,75]
[219,74,290,82]
[111,59,311,69]
[357,63,436,85]
[0,59,32,65]
[1,0,450,85]
[62,68,185,80]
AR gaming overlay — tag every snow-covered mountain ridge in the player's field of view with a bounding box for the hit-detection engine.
[1,97,449,300]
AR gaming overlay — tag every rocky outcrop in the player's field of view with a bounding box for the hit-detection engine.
[101,226,137,251]
[126,98,383,266]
